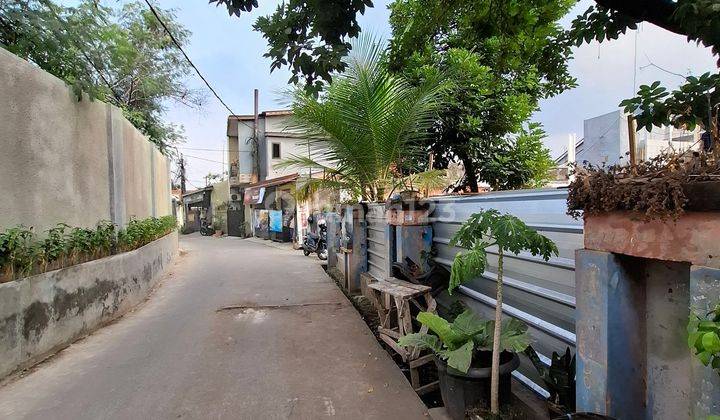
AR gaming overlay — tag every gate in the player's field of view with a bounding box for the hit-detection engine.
[227,209,244,237]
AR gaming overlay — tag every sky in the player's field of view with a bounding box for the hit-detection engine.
[156,0,717,187]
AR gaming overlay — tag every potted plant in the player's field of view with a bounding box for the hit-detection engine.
[525,346,576,416]
[447,209,558,415]
[212,212,224,236]
[399,309,529,419]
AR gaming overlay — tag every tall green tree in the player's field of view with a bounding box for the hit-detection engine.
[210,0,372,95]
[276,37,447,202]
[388,0,575,192]
[0,0,202,152]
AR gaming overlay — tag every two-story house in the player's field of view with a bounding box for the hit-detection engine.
[226,110,335,244]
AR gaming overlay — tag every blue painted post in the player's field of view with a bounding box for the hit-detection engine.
[575,249,646,419]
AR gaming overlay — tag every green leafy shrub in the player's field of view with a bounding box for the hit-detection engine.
[398,309,529,374]
[0,216,176,282]
[117,216,176,252]
[688,304,720,372]
[0,226,41,280]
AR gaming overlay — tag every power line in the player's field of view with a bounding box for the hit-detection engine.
[640,53,688,80]
[142,0,235,114]
[141,0,255,131]
[178,146,227,152]
[182,154,226,165]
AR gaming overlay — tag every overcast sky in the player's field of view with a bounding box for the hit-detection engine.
[159,0,717,187]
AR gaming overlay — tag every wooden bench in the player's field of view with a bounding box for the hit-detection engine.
[365,276,438,395]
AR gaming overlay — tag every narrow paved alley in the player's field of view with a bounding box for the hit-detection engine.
[0,235,428,419]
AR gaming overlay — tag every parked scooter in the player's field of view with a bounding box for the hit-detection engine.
[199,219,214,236]
[302,218,327,260]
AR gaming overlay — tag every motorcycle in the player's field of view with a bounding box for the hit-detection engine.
[199,219,214,236]
[302,219,328,260]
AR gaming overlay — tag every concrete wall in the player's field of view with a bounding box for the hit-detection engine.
[579,110,627,166]
[210,179,229,232]
[0,232,178,379]
[0,48,171,232]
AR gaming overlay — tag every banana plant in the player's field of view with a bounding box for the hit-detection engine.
[448,209,557,415]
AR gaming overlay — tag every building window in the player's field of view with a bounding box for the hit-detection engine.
[272,143,281,159]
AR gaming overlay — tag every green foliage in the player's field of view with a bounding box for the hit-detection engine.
[388,0,575,192]
[212,204,227,232]
[0,226,40,280]
[565,5,639,46]
[567,2,720,58]
[117,216,177,252]
[0,0,198,152]
[620,75,720,135]
[398,309,530,373]
[276,36,447,202]
[0,216,176,282]
[688,304,720,373]
[210,0,372,95]
[526,346,576,411]
[448,210,558,293]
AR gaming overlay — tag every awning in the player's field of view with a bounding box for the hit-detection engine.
[245,173,299,189]
[243,174,299,205]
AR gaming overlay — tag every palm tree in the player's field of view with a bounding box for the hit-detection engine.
[276,36,447,202]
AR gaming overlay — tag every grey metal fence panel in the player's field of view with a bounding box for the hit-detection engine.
[430,188,582,396]
[366,203,391,280]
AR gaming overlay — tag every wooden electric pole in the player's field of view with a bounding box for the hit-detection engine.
[627,115,638,172]
[179,154,187,195]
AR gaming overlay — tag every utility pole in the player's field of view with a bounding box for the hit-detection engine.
[179,153,187,195]
[567,133,577,182]
[253,88,260,183]
[627,115,638,172]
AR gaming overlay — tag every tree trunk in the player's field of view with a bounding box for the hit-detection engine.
[490,250,504,415]
[459,152,479,193]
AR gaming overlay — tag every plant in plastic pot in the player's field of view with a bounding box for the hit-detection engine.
[398,309,529,419]
[448,209,558,415]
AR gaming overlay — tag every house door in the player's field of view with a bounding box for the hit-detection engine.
[227,209,244,237]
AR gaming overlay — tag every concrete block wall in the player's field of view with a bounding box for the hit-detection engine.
[0,48,171,232]
[0,232,178,379]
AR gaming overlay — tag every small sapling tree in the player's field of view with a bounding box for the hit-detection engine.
[448,209,558,415]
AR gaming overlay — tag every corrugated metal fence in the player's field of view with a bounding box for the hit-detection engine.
[361,189,582,396]
[430,189,582,396]
[366,203,392,280]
